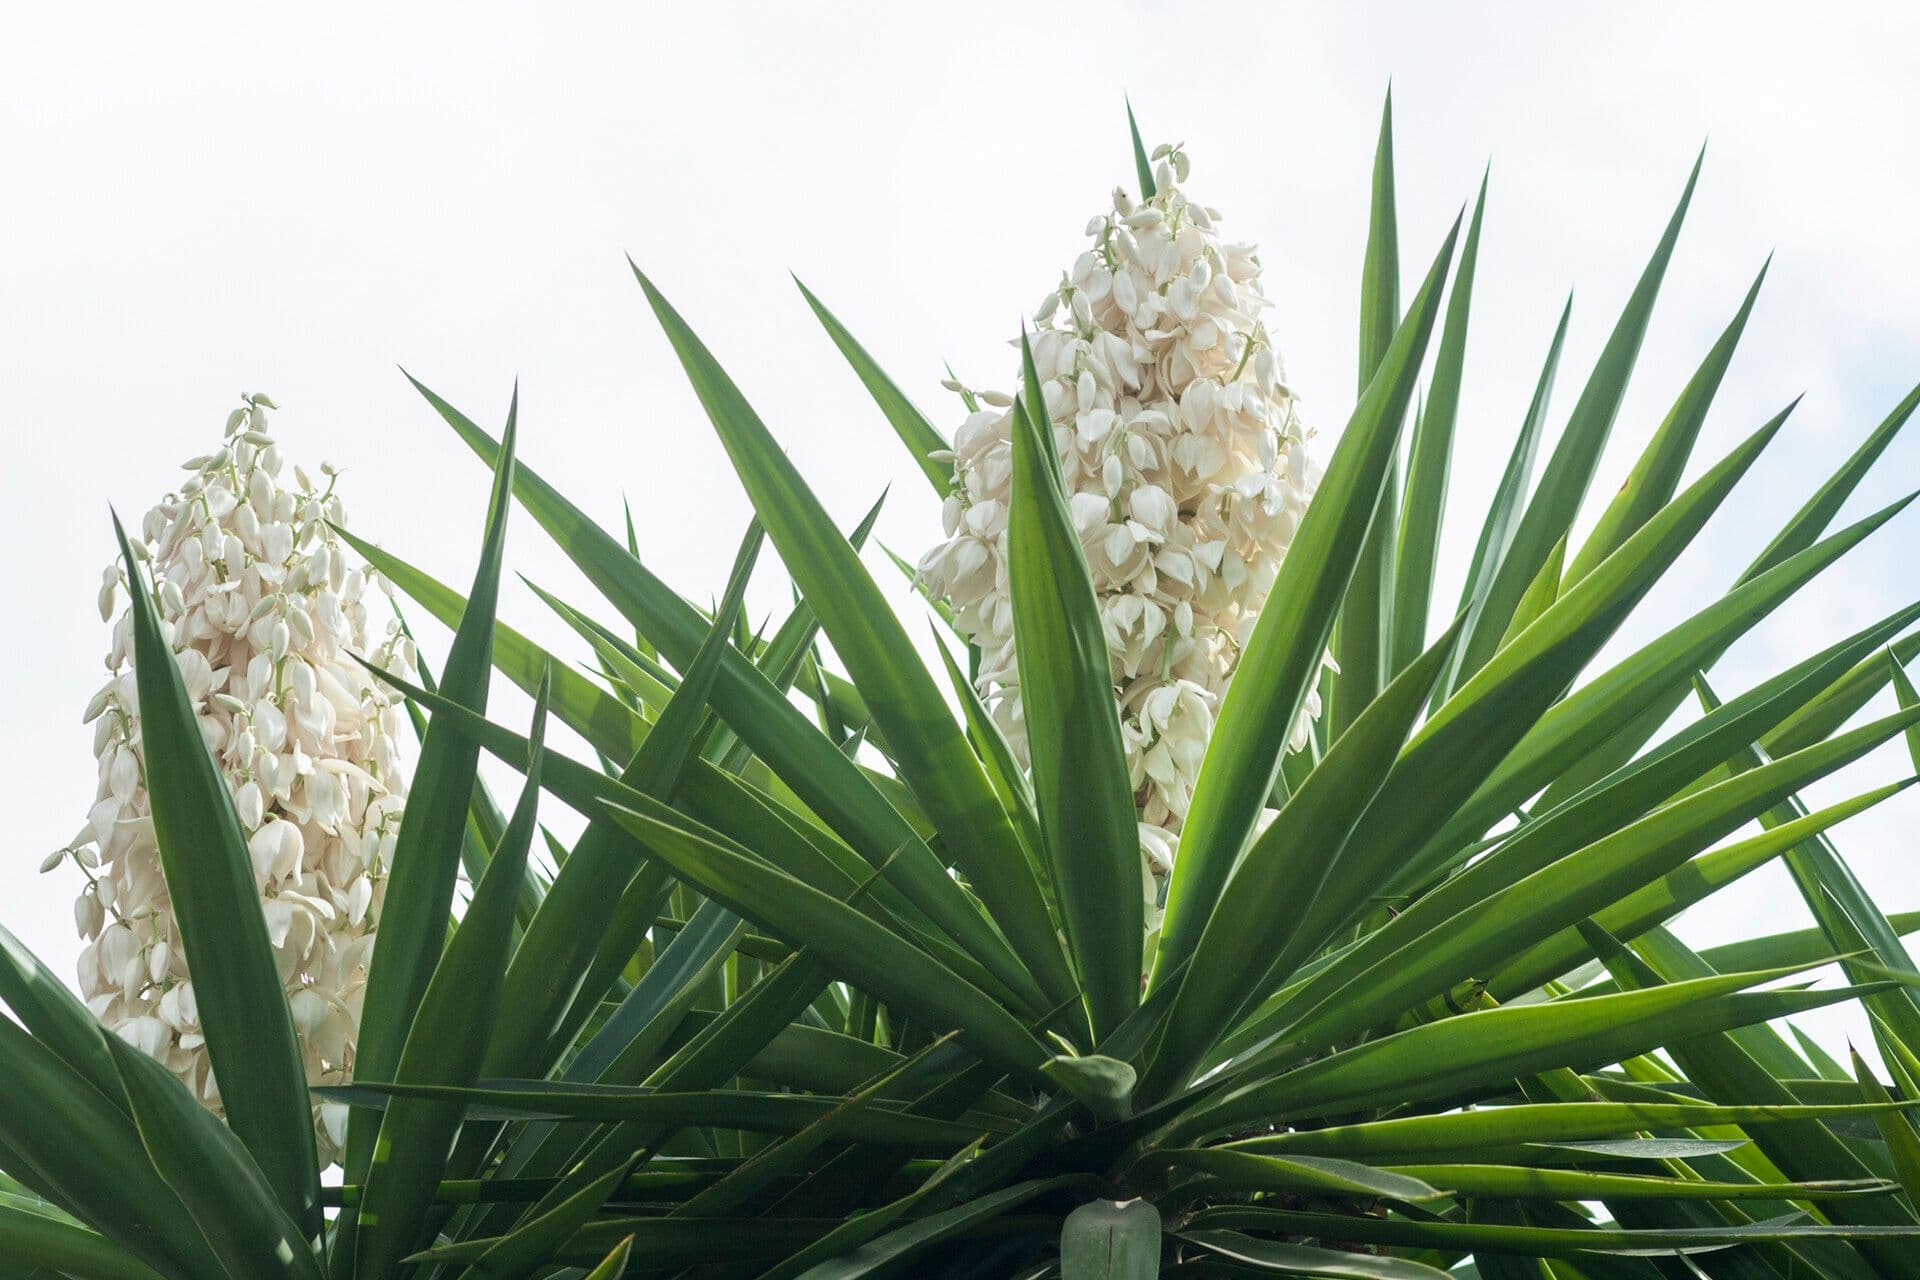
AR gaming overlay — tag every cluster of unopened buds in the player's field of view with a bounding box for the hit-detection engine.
[45,392,411,1165]
[917,143,1323,936]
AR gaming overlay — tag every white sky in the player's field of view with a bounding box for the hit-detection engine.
[4,3,1918,1057]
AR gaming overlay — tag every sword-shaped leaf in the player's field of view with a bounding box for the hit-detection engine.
[1154,212,1460,985]
[341,389,519,1234]
[1452,152,1702,685]
[632,266,1076,1028]
[1331,90,1403,734]
[796,279,952,495]
[112,514,321,1237]
[1007,331,1142,1037]
[352,669,550,1275]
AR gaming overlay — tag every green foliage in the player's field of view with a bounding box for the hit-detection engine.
[6,94,1920,1280]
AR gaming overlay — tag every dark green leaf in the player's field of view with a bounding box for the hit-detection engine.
[631,268,1077,1025]
[1392,171,1485,674]
[1181,1229,1449,1280]
[1155,212,1461,984]
[1453,153,1702,684]
[103,1032,322,1279]
[1009,331,1142,1037]
[796,279,952,494]
[1062,1197,1161,1280]
[112,514,320,1236]
[352,669,549,1274]
[1332,89,1403,734]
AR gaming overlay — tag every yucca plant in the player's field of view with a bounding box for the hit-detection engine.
[9,96,1920,1280]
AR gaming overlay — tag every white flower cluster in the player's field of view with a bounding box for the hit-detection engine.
[47,393,411,1166]
[917,143,1321,907]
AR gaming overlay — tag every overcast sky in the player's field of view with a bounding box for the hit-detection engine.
[4,3,1918,1055]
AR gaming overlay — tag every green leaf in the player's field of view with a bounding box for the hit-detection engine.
[451,1159,645,1280]
[565,900,742,1085]
[1697,672,1920,1062]
[410,1215,833,1270]
[1061,1197,1161,1280]
[1563,262,1769,585]
[1892,649,1920,770]
[1009,330,1142,1037]
[341,389,519,1238]
[598,798,1054,1076]
[103,1032,323,1279]
[1180,1230,1449,1280]
[498,521,762,1077]
[1702,913,1920,977]
[931,627,1047,894]
[580,1234,634,1280]
[320,1081,996,1146]
[1584,924,1918,1268]
[787,1175,1083,1280]
[1281,413,1786,968]
[1452,151,1703,685]
[1193,964,1884,1136]
[1126,99,1154,200]
[1498,531,1565,648]
[485,956,835,1247]
[1231,1098,1920,1160]
[1392,170,1486,675]
[1440,294,1571,703]
[0,1017,225,1278]
[335,527,646,761]
[1531,1137,1752,1161]
[111,514,321,1238]
[1766,632,1920,760]
[1159,1148,1446,1204]
[0,924,124,1113]
[631,267,1078,1027]
[796,278,952,494]
[352,669,550,1275]
[1285,719,1920,1051]
[1384,1163,1890,1200]
[1250,595,1920,1017]
[1429,459,1902,863]
[1489,778,1913,1000]
[1549,377,1920,801]
[421,381,1051,1024]
[1148,615,1463,1093]
[365,658,1023,1011]
[1042,1055,1138,1123]
[672,1032,973,1219]
[0,1204,163,1280]
[1155,210,1461,985]
[1331,89,1403,734]
[1852,1047,1920,1208]
[1184,1206,1920,1260]
[1747,378,1920,581]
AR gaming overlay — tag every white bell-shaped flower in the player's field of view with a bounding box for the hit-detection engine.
[918,146,1323,936]
[48,393,410,1166]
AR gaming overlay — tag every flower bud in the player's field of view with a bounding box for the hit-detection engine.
[75,892,104,939]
